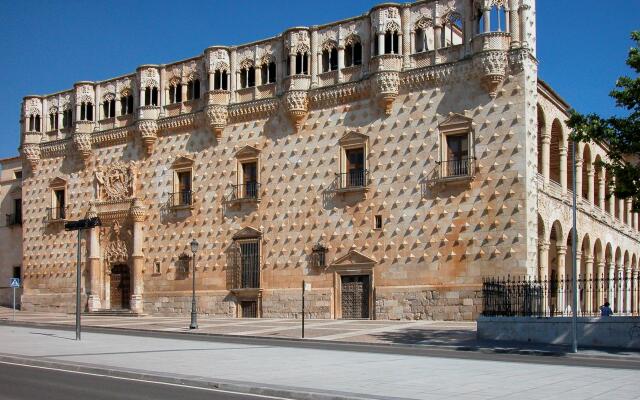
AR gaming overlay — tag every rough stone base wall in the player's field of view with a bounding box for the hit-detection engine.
[376,286,482,321]
[21,292,83,314]
[261,289,332,319]
[143,291,236,317]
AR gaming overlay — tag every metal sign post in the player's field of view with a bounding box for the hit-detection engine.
[65,217,101,341]
[302,281,311,338]
[10,278,20,321]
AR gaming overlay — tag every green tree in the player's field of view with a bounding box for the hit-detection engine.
[567,31,640,211]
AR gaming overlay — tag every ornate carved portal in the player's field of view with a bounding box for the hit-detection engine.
[100,220,133,311]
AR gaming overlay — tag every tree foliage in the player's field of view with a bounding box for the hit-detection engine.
[567,31,640,211]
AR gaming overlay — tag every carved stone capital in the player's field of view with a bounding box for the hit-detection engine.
[284,90,309,132]
[73,132,93,162]
[21,144,41,170]
[473,50,508,98]
[137,119,158,156]
[130,198,146,222]
[374,71,400,115]
[205,104,228,139]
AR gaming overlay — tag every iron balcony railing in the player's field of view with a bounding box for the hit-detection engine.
[6,213,22,226]
[169,190,194,207]
[482,274,640,317]
[230,182,260,201]
[336,169,369,190]
[47,206,67,221]
[437,157,475,179]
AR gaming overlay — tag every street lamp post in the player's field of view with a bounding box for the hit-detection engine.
[189,238,199,329]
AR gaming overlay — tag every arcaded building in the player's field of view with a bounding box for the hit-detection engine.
[15,0,640,320]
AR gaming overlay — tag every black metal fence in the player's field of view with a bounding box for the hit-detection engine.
[482,275,640,317]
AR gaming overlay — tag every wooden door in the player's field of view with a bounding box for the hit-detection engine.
[110,264,130,309]
[341,275,370,319]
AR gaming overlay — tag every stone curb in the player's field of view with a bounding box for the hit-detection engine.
[2,319,640,370]
[0,353,405,400]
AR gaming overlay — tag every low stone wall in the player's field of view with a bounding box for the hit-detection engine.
[376,286,482,321]
[261,288,332,319]
[478,316,640,350]
[143,290,235,317]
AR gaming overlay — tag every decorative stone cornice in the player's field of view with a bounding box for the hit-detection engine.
[93,126,135,148]
[228,98,279,122]
[73,132,93,163]
[309,80,370,109]
[158,112,200,132]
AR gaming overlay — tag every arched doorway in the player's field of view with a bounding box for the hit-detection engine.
[110,264,131,310]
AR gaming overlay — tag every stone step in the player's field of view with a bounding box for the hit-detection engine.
[82,310,145,317]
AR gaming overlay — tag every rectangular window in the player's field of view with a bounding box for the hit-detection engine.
[14,199,22,224]
[240,240,260,288]
[374,215,382,230]
[13,266,21,279]
[14,171,22,180]
[154,262,161,275]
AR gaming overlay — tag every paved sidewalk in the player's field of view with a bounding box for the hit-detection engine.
[0,307,477,346]
[1,324,639,400]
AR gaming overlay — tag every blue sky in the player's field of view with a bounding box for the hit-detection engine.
[0,0,638,160]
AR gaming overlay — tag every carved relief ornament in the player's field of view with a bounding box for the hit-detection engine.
[95,162,137,201]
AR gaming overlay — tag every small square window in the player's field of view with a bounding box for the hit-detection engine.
[374,215,383,230]
[14,171,22,180]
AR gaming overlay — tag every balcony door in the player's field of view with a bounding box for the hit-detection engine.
[242,162,258,198]
[54,189,65,219]
[177,171,192,205]
[445,134,469,176]
[345,148,365,187]
[240,241,260,288]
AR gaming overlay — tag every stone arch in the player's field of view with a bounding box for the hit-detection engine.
[549,118,562,185]
[581,144,592,201]
[593,239,604,267]
[536,105,546,175]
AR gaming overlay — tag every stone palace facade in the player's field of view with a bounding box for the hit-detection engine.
[13,0,640,319]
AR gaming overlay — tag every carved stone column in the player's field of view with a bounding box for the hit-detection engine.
[541,132,550,185]
[559,145,567,194]
[607,261,615,312]
[616,264,623,314]
[130,199,146,314]
[401,5,411,68]
[584,256,594,314]
[633,268,639,315]
[626,198,633,227]
[509,0,520,47]
[587,168,595,205]
[625,267,632,315]
[556,245,566,314]
[538,241,550,315]
[597,174,605,210]
[310,28,318,87]
[574,158,583,199]
[596,260,605,314]
[86,204,101,311]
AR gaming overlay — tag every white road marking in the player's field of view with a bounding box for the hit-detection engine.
[0,360,294,399]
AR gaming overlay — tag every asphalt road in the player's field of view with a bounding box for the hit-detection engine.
[0,362,291,400]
